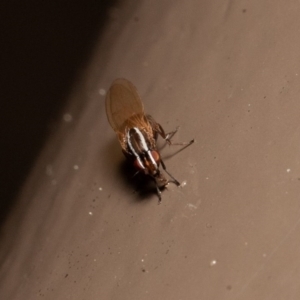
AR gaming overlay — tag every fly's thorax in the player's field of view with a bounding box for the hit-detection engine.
[125,126,162,176]
[118,114,154,152]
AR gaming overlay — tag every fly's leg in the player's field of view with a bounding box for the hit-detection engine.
[151,177,162,204]
[161,125,194,146]
[146,114,194,147]
[156,185,162,204]
[165,126,179,144]
[160,158,180,186]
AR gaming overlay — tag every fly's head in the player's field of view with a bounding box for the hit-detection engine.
[153,169,169,188]
[133,149,168,188]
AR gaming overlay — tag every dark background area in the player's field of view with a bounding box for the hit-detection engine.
[0,1,116,226]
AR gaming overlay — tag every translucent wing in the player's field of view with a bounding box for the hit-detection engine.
[105,78,144,131]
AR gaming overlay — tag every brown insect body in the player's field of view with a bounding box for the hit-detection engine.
[105,78,193,202]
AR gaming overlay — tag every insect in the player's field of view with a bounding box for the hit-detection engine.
[105,78,194,203]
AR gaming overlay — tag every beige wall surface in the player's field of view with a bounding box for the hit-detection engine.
[1,1,300,299]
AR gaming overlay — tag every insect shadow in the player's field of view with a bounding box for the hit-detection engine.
[118,159,165,202]
[103,137,161,202]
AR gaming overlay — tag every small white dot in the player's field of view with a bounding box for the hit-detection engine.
[99,187,103,191]
[287,168,291,173]
[210,260,217,266]
[180,180,187,187]
[89,212,93,215]
[63,113,73,122]
[99,88,106,96]
[73,165,79,170]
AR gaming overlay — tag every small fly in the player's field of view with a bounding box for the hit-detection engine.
[105,78,194,203]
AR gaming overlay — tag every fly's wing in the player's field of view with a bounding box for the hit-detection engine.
[105,78,144,131]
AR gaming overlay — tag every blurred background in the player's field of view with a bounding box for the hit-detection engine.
[0,0,115,226]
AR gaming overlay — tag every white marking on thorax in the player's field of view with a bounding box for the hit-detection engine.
[126,128,145,169]
[127,127,158,169]
[133,127,148,151]
[134,127,158,169]
[147,150,157,168]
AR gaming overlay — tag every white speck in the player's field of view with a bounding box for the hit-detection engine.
[63,113,73,122]
[141,259,144,262]
[180,180,187,187]
[46,164,53,176]
[99,88,106,96]
[206,177,209,180]
[287,168,291,173]
[248,103,251,106]
[99,187,103,191]
[89,212,93,215]
[73,165,79,170]
[210,260,217,266]
[187,203,197,210]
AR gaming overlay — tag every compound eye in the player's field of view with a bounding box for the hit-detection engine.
[133,158,145,170]
[150,150,160,163]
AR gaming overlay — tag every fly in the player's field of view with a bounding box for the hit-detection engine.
[105,78,194,203]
